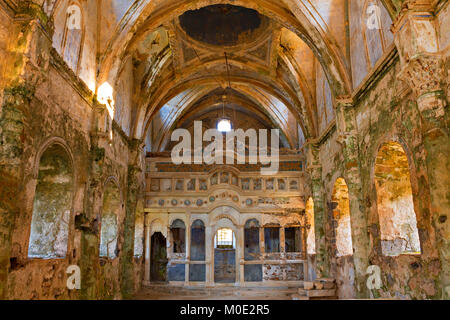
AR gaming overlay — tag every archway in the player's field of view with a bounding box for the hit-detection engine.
[374,141,420,256]
[214,228,236,283]
[331,178,353,256]
[305,197,316,255]
[190,220,206,282]
[28,143,74,259]
[150,232,167,282]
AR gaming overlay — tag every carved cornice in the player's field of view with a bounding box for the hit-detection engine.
[392,0,437,32]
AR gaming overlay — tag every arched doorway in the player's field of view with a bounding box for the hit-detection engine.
[150,232,167,282]
[331,177,355,299]
[331,178,353,256]
[214,228,236,283]
[374,141,420,256]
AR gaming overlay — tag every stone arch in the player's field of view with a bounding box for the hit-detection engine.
[28,142,74,259]
[331,178,353,257]
[374,141,421,256]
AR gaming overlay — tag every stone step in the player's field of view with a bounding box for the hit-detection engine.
[141,284,300,298]
[307,289,336,298]
[291,294,309,300]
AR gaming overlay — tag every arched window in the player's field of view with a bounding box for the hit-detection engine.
[170,219,186,253]
[62,3,83,73]
[28,143,74,259]
[332,178,353,256]
[375,142,421,256]
[100,181,120,259]
[306,197,316,254]
[362,0,394,68]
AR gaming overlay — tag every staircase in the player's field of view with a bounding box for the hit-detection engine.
[291,278,338,300]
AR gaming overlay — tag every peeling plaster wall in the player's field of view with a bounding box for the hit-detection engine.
[0,14,143,299]
[354,59,442,299]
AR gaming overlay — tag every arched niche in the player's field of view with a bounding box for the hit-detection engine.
[100,180,121,259]
[170,219,186,254]
[28,143,74,259]
[374,141,421,256]
[332,178,353,257]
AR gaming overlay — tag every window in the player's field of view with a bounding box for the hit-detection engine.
[375,142,421,256]
[362,0,393,68]
[215,228,235,249]
[62,4,83,73]
[28,144,73,259]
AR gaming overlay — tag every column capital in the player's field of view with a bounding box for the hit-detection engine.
[335,96,357,145]
[398,53,446,98]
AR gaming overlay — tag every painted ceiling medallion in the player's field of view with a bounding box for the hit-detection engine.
[184,200,191,206]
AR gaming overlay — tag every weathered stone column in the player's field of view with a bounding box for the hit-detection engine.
[238,225,245,285]
[335,97,370,298]
[120,138,145,298]
[185,217,191,285]
[393,2,449,298]
[305,142,329,278]
[78,107,109,299]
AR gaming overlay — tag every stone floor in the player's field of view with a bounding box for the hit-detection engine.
[133,284,301,300]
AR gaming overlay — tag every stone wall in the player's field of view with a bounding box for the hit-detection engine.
[0,6,144,299]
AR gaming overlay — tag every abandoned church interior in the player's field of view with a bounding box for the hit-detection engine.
[0,0,448,300]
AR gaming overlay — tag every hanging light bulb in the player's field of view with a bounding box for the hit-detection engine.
[217,93,232,132]
[217,119,232,132]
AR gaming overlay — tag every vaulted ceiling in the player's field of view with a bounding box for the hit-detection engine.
[45,0,403,152]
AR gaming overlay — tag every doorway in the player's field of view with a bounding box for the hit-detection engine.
[214,228,236,283]
[150,232,167,282]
